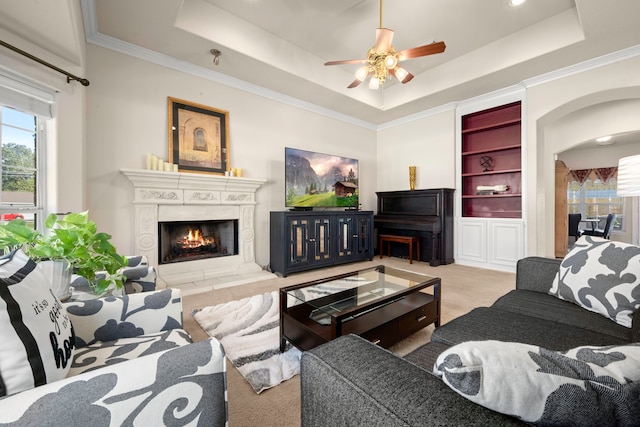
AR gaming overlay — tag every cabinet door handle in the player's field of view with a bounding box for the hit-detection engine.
[352,234,358,238]
[371,339,381,345]
[308,238,316,242]
[417,315,427,322]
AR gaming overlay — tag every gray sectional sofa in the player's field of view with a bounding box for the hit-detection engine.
[301,256,640,426]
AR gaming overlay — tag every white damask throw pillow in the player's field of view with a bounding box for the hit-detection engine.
[549,235,640,328]
[0,249,75,396]
[434,340,640,425]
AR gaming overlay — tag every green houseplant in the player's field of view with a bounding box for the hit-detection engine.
[0,211,128,296]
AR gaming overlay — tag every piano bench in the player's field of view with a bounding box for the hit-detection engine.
[379,234,420,264]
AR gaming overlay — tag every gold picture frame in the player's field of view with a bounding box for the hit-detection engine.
[168,97,229,174]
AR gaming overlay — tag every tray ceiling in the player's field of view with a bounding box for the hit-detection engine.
[1,0,640,125]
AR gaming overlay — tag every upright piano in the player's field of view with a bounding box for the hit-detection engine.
[374,188,454,266]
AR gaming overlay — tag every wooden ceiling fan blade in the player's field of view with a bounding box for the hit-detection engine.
[328,0,445,88]
[347,79,364,89]
[400,72,414,84]
[374,28,394,52]
[397,41,446,60]
[324,58,367,66]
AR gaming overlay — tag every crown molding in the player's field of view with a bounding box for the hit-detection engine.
[522,44,640,88]
[377,102,458,130]
[456,85,527,116]
[85,32,378,131]
[80,1,376,130]
[81,0,640,132]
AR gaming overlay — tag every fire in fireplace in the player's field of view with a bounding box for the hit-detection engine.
[158,220,238,264]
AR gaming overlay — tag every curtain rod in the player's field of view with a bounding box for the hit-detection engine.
[0,39,90,87]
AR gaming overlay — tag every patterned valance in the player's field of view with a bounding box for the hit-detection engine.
[570,169,592,185]
[594,167,617,184]
[570,167,618,185]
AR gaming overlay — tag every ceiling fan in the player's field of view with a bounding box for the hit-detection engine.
[324,0,446,89]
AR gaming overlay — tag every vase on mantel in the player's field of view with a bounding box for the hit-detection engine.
[409,166,417,190]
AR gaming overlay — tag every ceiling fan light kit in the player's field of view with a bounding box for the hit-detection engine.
[355,66,370,82]
[509,0,527,7]
[324,0,446,90]
[394,66,409,82]
[385,54,398,69]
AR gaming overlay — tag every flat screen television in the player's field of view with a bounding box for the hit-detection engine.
[285,147,359,209]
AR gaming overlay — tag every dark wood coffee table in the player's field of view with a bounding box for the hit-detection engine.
[279,265,440,351]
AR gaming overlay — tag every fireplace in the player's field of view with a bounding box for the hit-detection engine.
[159,219,238,264]
[121,168,275,289]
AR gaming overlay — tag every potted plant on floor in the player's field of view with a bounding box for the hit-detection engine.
[0,211,128,298]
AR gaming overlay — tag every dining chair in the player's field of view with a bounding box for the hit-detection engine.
[568,213,582,243]
[582,213,617,239]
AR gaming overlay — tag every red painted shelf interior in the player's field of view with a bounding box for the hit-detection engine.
[461,102,522,219]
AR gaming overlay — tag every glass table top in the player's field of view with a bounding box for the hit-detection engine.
[283,265,436,325]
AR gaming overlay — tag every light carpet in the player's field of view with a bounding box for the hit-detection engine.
[192,291,300,394]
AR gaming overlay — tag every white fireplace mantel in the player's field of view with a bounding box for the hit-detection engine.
[121,168,267,200]
[121,168,271,288]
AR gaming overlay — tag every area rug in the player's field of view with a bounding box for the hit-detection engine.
[192,291,301,394]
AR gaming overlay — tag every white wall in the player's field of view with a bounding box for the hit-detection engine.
[558,140,640,170]
[48,88,85,214]
[377,109,456,192]
[0,24,86,222]
[376,54,640,261]
[528,55,640,256]
[83,45,377,268]
[18,24,640,268]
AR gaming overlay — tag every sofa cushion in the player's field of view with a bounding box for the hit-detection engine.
[404,341,451,371]
[64,288,183,347]
[69,328,192,376]
[431,307,629,350]
[515,256,562,293]
[493,290,630,341]
[434,341,640,426]
[0,250,75,396]
[302,334,525,426]
[550,235,640,328]
[0,338,228,426]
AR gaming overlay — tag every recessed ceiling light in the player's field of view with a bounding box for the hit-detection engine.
[509,0,526,6]
[596,135,614,145]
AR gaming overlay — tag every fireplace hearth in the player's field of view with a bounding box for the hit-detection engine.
[159,220,238,264]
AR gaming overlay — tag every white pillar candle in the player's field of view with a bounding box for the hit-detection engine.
[236,168,242,177]
[164,163,171,172]
[173,164,178,172]
[152,156,159,170]
[146,153,152,170]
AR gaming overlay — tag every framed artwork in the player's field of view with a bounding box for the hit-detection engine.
[168,97,229,174]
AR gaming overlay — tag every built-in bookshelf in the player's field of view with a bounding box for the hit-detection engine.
[461,101,522,218]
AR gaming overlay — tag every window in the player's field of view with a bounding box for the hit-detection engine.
[0,67,53,232]
[567,178,624,231]
[0,105,44,229]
